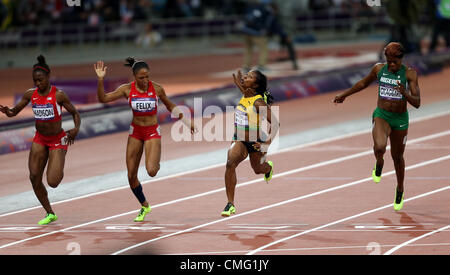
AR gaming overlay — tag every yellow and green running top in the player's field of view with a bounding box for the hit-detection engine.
[234,94,265,131]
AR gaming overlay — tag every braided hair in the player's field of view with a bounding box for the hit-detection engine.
[33,55,51,75]
[252,70,274,105]
[124,57,149,74]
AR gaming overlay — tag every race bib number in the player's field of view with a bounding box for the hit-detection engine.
[379,84,402,100]
[235,109,249,127]
[32,104,55,120]
[131,98,156,113]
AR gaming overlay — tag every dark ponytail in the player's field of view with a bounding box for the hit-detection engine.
[33,55,51,75]
[253,70,274,105]
[124,57,149,75]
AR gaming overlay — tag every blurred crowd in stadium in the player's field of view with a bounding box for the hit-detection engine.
[0,0,394,28]
[0,0,449,56]
[0,0,244,28]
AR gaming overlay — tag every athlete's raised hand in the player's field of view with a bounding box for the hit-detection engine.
[233,70,248,94]
[94,60,107,79]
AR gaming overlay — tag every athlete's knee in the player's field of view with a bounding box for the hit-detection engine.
[373,144,386,156]
[47,181,60,188]
[127,172,139,184]
[47,177,62,188]
[226,159,239,170]
[29,173,39,184]
[146,164,160,177]
[391,153,404,164]
[30,170,47,185]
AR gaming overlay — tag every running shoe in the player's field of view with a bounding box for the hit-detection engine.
[134,205,151,222]
[394,189,404,211]
[221,202,236,217]
[38,213,58,225]
[372,163,382,183]
[264,161,273,183]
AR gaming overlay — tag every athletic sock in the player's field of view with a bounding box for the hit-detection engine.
[395,189,403,204]
[375,165,383,177]
[131,184,147,204]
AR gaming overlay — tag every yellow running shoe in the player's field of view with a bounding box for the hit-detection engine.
[221,202,236,217]
[134,205,151,222]
[264,161,273,183]
[38,213,58,225]
[372,164,382,183]
[394,189,404,211]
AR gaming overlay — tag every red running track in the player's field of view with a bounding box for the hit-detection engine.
[0,113,449,255]
[1,65,450,255]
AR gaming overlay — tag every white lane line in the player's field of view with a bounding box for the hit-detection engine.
[111,155,450,255]
[247,182,450,255]
[228,226,292,230]
[1,111,449,218]
[0,131,448,251]
[1,229,449,234]
[384,224,450,255]
[164,242,450,255]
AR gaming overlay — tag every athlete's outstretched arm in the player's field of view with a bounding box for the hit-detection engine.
[397,68,420,109]
[94,60,128,103]
[0,89,33,117]
[333,63,382,104]
[56,90,81,145]
[155,82,197,134]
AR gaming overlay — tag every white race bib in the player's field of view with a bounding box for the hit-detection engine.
[235,110,249,127]
[131,98,156,112]
[32,104,55,120]
[379,85,402,100]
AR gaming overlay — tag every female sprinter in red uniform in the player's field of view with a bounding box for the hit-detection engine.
[333,42,421,211]
[0,55,81,225]
[94,58,196,222]
[221,69,279,217]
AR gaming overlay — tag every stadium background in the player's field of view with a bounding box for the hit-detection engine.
[0,0,450,256]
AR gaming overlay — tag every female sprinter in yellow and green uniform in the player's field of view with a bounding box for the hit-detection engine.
[333,42,421,211]
[222,69,279,217]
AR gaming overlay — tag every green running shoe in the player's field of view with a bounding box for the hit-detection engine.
[394,189,404,211]
[221,202,236,217]
[264,161,273,183]
[38,213,58,225]
[134,205,151,222]
[372,164,382,183]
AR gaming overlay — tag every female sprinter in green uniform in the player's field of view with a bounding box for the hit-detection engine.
[94,58,196,222]
[333,42,421,211]
[222,69,279,217]
[0,55,81,224]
